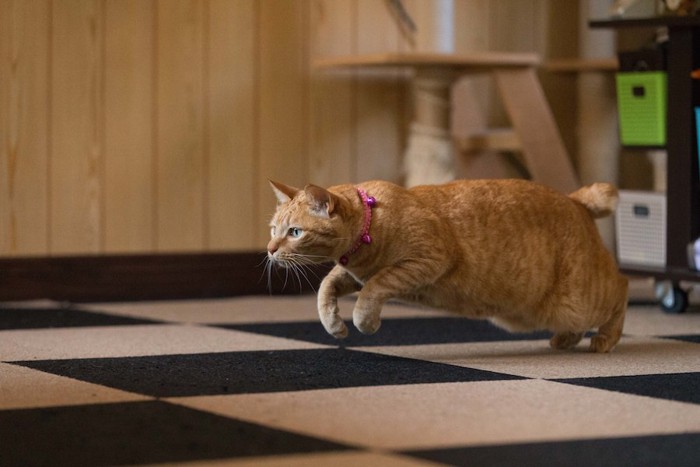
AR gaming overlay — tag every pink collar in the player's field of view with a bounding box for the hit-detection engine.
[339,188,376,266]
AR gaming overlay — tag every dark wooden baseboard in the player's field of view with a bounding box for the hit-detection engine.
[0,252,330,302]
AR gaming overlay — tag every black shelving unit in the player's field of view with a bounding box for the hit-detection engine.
[590,16,700,312]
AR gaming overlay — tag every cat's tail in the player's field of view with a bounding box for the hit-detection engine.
[568,183,618,219]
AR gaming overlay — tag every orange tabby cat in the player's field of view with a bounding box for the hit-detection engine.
[267,179,627,353]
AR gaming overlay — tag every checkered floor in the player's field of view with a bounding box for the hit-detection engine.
[2,295,700,466]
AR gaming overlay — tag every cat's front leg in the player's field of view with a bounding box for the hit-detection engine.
[317,265,361,339]
[353,293,384,335]
[353,263,432,335]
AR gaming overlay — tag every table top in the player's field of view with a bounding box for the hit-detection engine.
[590,15,700,29]
[544,57,618,73]
[313,51,540,71]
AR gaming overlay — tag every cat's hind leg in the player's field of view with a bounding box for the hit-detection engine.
[589,296,627,353]
[550,331,584,350]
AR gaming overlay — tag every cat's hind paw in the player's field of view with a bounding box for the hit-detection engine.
[589,334,616,353]
[550,332,584,350]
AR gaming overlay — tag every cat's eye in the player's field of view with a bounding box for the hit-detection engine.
[288,227,303,238]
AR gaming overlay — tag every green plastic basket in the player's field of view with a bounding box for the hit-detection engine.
[615,71,667,146]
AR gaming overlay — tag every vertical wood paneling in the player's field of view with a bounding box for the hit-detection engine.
[103,0,154,253]
[0,0,583,256]
[207,0,256,250]
[541,0,580,162]
[308,0,355,187]
[355,0,404,182]
[155,0,205,251]
[257,0,308,243]
[452,0,493,135]
[0,0,8,254]
[50,0,104,254]
[453,0,491,52]
[489,0,541,53]
[0,0,50,256]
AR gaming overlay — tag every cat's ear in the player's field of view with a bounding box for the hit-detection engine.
[269,180,299,204]
[304,184,337,218]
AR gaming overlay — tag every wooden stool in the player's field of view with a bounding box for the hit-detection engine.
[315,52,580,193]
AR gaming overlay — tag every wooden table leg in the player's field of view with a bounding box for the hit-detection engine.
[403,69,455,187]
[494,67,580,193]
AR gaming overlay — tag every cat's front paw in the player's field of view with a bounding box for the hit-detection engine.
[353,312,381,335]
[329,321,349,339]
[319,311,348,339]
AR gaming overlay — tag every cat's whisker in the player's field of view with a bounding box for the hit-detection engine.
[265,258,274,295]
[289,261,305,292]
[297,259,330,284]
[301,265,324,284]
[259,256,273,294]
[284,256,302,289]
[278,265,288,291]
[255,255,269,268]
[288,253,334,265]
[289,258,319,293]
[267,257,279,294]
[268,254,323,293]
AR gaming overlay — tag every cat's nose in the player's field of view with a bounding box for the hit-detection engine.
[267,240,278,256]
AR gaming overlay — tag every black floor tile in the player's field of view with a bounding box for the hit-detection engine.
[0,400,350,466]
[661,335,700,344]
[555,372,700,405]
[216,317,553,346]
[405,433,700,467]
[0,306,162,330]
[10,348,524,397]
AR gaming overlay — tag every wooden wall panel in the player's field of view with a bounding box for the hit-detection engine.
[308,0,356,187]
[103,0,154,253]
[0,0,50,256]
[489,0,544,53]
[541,0,580,163]
[483,0,540,127]
[0,0,583,256]
[207,0,256,250]
[355,0,405,183]
[155,0,205,251]
[50,0,104,254]
[454,0,491,52]
[256,0,308,243]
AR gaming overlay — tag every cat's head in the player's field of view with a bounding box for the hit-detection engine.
[267,180,349,267]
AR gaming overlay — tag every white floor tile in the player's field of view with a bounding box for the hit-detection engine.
[0,324,327,361]
[0,362,149,409]
[355,336,700,379]
[171,380,700,450]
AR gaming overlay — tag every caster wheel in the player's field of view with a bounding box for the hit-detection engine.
[660,287,688,314]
